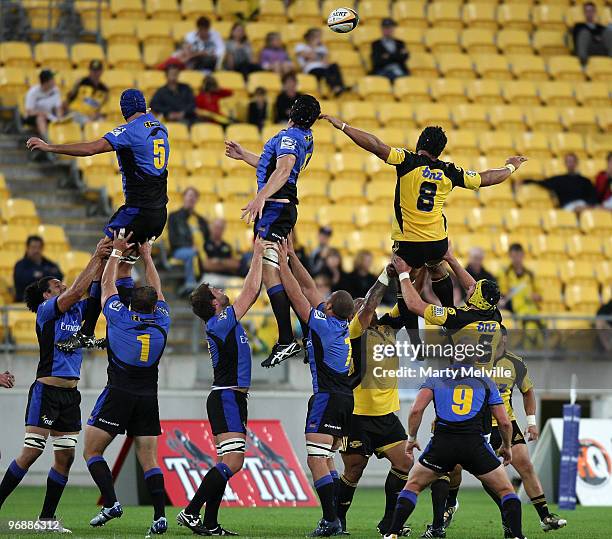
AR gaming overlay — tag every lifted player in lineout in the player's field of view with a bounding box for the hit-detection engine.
[225,95,320,368]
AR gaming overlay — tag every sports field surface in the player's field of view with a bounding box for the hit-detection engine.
[0,486,606,538]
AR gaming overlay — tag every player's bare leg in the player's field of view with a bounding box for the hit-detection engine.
[83,426,123,526]
[377,442,412,537]
[337,452,368,532]
[134,437,168,537]
[425,261,454,308]
[478,466,525,539]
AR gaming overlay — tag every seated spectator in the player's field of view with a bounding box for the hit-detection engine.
[224,22,261,78]
[184,16,225,71]
[204,218,241,276]
[260,32,293,75]
[595,152,612,209]
[524,153,598,212]
[23,69,65,137]
[465,247,496,282]
[168,187,209,295]
[65,60,108,125]
[150,65,196,124]
[13,235,63,302]
[295,28,346,96]
[195,75,233,126]
[247,86,268,130]
[343,250,377,299]
[308,225,332,275]
[371,18,409,81]
[314,273,332,298]
[498,243,541,316]
[275,72,302,123]
[572,2,612,66]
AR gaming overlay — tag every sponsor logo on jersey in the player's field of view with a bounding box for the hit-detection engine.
[60,320,82,333]
[280,136,297,150]
[41,415,54,426]
[466,170,477,176]
[111,127,126,137]
[143,121,161,128]
[109,300,123,312]
[433,305,446,317]
[313,310,327,320]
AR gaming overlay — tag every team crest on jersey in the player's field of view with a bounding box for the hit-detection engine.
[432,306,446,317]
[466,170,477,176]
[313,310,327,320]
[280,136,297,150]
[109,300,123,312]
[218,309,228,320]
[110,127,126,137]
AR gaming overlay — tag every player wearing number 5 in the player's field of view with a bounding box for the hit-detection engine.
[84,233,171,538]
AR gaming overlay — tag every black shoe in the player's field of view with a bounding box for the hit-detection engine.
[261,341,301,368]
[443,500,459,529]
[308,518,343,537]
[205,524,239,536]
[421,525,445,538]
[378,520,411,537]
[176,510,211,535]
[56,331,106,353]
[540,513,567,532]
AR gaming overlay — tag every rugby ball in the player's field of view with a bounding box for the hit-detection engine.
[327,7,359,33]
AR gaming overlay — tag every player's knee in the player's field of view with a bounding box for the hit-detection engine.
[426,262,446,279]
[54,450,75,474]
[344,462,366,484]
[223,453,245,475]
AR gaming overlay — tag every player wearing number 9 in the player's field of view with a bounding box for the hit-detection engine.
[84,236,171,536]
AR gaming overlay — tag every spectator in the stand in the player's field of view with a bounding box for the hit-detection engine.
[317,247,348,292]
[260,32,294,75]
[65,59,108,125]
[498,243,541,317]
[247,86,268,130]
[274,72,301,123]
[184,16,226,71]
[572,2,612,66]
[343,250,377,299]
[168,187,209,295]
[308,226,333,275]
[314,273,332,298]
[224,22,261,79]
[203,218,240,276]
[195,75,233,126]
[595,152,612,209]
[371,17,409,81]
[295,28,346,96]
[24,69,64,137]
[150,64,196,124]
[13,235,63,302]
[465,247,496,283]
[524,153,598,212]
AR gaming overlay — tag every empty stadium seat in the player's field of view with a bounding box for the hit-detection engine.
[466,79,503,104]
[329,180,366,206]
[287,0,321,25]
[378,102,416,129]
[393,77,431,103]
[548,56,584,81]
[425,28,461,54]
[1,199,39,226]
[550,132,587,160]
[562,107,599,134]
[446,130,480,156]
[461,29,497,55]
[357,76,393,102]
[515,185,553,210]
[181,0,215,19]
[137,20,174,49]
[0,68,28,107]
[559,260,597,287]
[0,42,35,68]
[407,53,439,78]
[510,55,548,81]
[525,107,561,132]
[415,103,453,130]
[489,105,526,132]
[393,1,428,29]
[575,82,610,107]
[437,53,475,79]
[107,44,143,70]
[328,153,368,181]
[531,234,566,260]
[467,207,505,232]
[567,234,604,261]
[0,224,29,251]
[34,42,71,71]
[146,0,181,20]
[341,101,379,130]
[110,0,142,18]
[538,81,577,107]
[532,30,568,56]
[464,3,498,31]
[395,27,426,54]
[478,182,515,209]
[585,57,612,81]
[565,284,600,314]
[514,132,551,160]
[532,5,566,32]
[473,54,513,80]
[191,124,225,152]
[497,4,532,32]
[428,2,463,30]
[453,104,490,131]
[258,0,287,23]
[502,81,541,106]
[355,204,393,232]
[48,122,82,145]
[580,209,612,238]
[496,30,532,55]
[446,188,479,209]
[479,131,514,158]
[542,209,579,235]
[317,205,355,233]
[430,79,467,104]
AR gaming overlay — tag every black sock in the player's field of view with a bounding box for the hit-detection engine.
[336,475,358,524]
[384,468,408,521]
[86,457,117,507]
[483,483,504,515]
[203,487,224,529]
[0,460,28,508]
[116,278,134,308]
[431,274,454,307]
[144,468,165,520]
[330,470,341,511]
[431,477,450,528]
[389,489,417,534]
[530,494,551,520]
[501,493,523,538]
[186,463,232,516]
[397,296,422,348]
[446,486,459,508]
[40,468,68,518]
[314,475,336,522]
[81,282,102,335]
[267,284,294,344]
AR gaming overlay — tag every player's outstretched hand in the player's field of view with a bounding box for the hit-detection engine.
[276,238,290,262]
[241,195,265,225]
[225,140,245,160]
[286,232,296,255]
[392,254,412,275]
[110,229,134,253]
[318,114,344,130]
[385,262,398,279]
[0,371,15,388]
[406,440,421,455]
[525,424,539,442]
[94,236,112,259]
[253,236,272,256]
[505,156,528,170]
[26,137,50,152]
[139,237,155,259]
[499,445,512,466]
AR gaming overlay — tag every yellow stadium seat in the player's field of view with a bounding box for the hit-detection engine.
[299,179,328,206]
[146,0,180,20]
[183,149,221,178]
[74,0,110,31]
[580,210,612,241]
[453,104,490,131]
[393,77,430,103]
[446,188,480,209]
[598,110,612,133]
[415,103,453,130]
[341,101,379,130]
[83,120,115,141]
[378,102,416,129]
[162,122,189,151]
[510,55,548,81]
[443,207,469,235]
[461,29,497,55]
[110,0,142,18]
[181,0,215,19]
[532,5,566,32]
[596,261,611,288]
[355,204,393,232]
[542,209,578,235]
[559,260,597,287]
[425,28,461,54]
[287,0,321,25]
[538,81,576,107]
[585,57,612,81]
[107,44,143,70]
[453,233,494,257]
[346,230,387,254]
[258,0,286,23]
[357,76,393,102]
[8,308,37,345]
[430,79,467,104]
[303,152,332,182]
[532,30,568,57]
[502,81,540,106]
[525,107,561,132]
[101,18,138,46]
[514,132,551,160]
[243,23,276,52]
[467,207,505,232]
[226,124,260,149]
[407,53,439,79]
[496,30,532,56]
[463,3,498,32]
[515,185,553,210]
[548,56,584,81]
[2,199,39,226]
[137,20,174,48]
[586,134,611,160]
[393,1,428,29]
[48,122,82,145]
[479,131,514,158]
[437,54,475,79]
[308,124,335,154]
[352,27,381,57]
[428,2,463,30]
[473,54,512,80]
[329,50,365,86]
[329,180,366,206]
[445,130,479,156]
[539,281,565,312]
[317,205,355,233]
[533,259,561,287]
[246,71,281,96]
[561,107,598,134]
[0,42,35,68]
[466,80,502,104]
[478,182,514,209]
[191,123,225,152]
[567,234,604,262]
[143,44,174,69]
[497,4,532,32]
[34,42,71,71]
[550,132,587,160]
[487,105,524,132]
[395,28,426,54]
[70,43,105,70]
[37,224,68,253]
[358,1,391,26]
[575,82,610,107]
[136,70,166,98]
[217,0,250,20]
[565,284,600,314]
[531,233,566,260]
[217,175,255,204]
[0,67,28,107]
[0,224,29,251]
[0,173,9,202]
[296,73,319,97]
[328,153,368,181]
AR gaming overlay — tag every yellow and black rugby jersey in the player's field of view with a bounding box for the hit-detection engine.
[349,306,403,416]
[386,148,481,242]
[67,77,108,115]
[498,266,540,316]
[489,350,533,424]
[424,304,502,365]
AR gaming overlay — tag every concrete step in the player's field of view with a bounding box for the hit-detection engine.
[3,163,71,183]
[0,149,31,165]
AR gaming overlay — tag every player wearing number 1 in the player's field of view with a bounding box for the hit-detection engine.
[84,234,171,538]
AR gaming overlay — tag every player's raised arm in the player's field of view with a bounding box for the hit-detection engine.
[139,239,164,302]
[491,404,513,465]
[225,140,260,168]
[101,232,134,306]
[26,137,112,157]
[443,242,476,293]
[274,240,311,323]
[392,255,430,318]
[57,237,111,313]
[285,235,324,308]
[233,237,267,320]
[320,114,391,161]
[479,156,528,187]
[355,264,395,329]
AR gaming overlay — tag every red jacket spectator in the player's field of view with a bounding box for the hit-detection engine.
[195,75,233,125]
